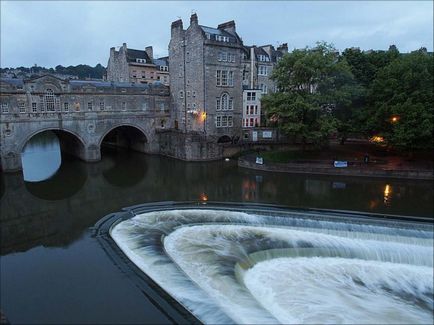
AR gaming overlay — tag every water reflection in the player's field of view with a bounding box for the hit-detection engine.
[102,147,146,188]
[1,149,433,255]
[21,131,61,182]
[24,156,87,201]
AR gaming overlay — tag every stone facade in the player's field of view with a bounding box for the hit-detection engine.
[169,14,245,142]
[107,43,170,86]
[0,75,171,171]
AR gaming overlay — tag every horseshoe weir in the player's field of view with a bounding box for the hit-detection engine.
[95,202,433,325]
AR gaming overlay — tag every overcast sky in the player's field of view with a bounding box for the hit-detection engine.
[1,1,432,68]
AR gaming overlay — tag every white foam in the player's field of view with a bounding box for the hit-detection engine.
[110,209,434,324]
[244,257,433,324]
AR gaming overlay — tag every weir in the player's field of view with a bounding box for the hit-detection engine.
[94,202,434,325]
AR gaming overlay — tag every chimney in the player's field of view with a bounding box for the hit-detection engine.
[145,46,153,60]
[122,43,127,53]
[110,47,115,56]
[277,43,288,54]
[217,20,236,35]
[171,19,183,37]
[190,13,198,26]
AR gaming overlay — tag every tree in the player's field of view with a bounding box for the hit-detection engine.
[365,49,433,153]
[262,42,356,148]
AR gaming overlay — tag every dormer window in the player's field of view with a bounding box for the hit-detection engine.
[258,55,270,62]
[205,33,211,40]
[159,66,169,72]
[216,35,229,42]
[136,58,146,63]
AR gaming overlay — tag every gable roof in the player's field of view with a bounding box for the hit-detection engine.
[126,49,152,64]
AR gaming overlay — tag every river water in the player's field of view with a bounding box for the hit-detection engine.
[0,132,433,324]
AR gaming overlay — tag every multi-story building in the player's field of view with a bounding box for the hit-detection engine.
[169,14,245,141]
[241,44,288,131]
[106,43,170,86]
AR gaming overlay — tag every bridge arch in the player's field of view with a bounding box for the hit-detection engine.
[217,135,232,144]
[99,123,152,154]
[19,127,87,154]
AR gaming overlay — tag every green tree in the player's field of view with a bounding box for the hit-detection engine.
[263,42,356,148]
[366,49,433,153]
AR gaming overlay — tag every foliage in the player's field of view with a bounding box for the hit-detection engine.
[263,42,355,148]
[1,64,106,79]
[365,50,433,152]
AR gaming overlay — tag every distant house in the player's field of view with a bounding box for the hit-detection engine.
[106,43,169,85]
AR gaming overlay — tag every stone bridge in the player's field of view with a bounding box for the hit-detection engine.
[0,76,171,172]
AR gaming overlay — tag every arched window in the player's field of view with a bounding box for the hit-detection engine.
[45,89,55,111]
[218,93,233,111]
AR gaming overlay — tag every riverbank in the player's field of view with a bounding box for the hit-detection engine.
[238,155,433,180]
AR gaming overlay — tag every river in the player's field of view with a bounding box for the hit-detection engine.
[0,131,432,324]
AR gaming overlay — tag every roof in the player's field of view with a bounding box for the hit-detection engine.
[69,80,165,89]
[199,25,240,44]
[0,78,24,86]
[153,57,169,67]
[126,48,152,64]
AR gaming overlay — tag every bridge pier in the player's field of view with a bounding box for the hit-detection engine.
[1,151,22,173]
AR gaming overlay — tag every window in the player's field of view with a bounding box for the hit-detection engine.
[39,96,45,112]
[32,102,37,113]
[245,106,249,115]
[187,91,191,97]
[99,101,105,111]
[250,118,254,127]
[205,33,211,39]
[64,102,69,112]
[222,115,228,127]
[121,102,126,111]
[45,89,55,112]
[142,102,148,111]
[160,102,165,112]
[261,83,268,94]
[192,103,197,109]
[219,93,233,111]
[216,114,233,128]
[136,58,146,63]
[216,70,221,86]
[1,103,9,113]
[228,71,234,86]
[19,102,26,113]
[228,53,235,62]
[216,35,229,42]
[258,54,270,62]
[258,65,268,76]
[250,105,254,115]
[192,91,196,97]
[247,92,256,101]
[87,102,93,111]
[179,90,184,98]
[254,105,258,114]
[160,66,168,71]
[221,71,228,86]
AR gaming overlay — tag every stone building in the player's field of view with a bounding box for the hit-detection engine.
[106,43,170,85]
[241,44,288,130]
[169,14,245,142]
[0,75,171,171]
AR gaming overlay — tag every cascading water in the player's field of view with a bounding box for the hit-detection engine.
[110,208,433,324]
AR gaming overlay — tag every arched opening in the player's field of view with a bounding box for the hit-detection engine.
[21,130,86,182]
[217,135,232,144]
[100,125,148,153]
